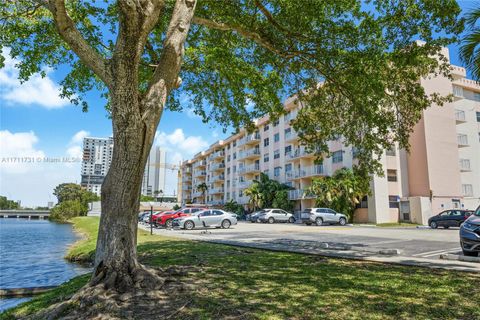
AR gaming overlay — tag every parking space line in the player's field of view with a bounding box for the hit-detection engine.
[412,248,461,258]
[421,248,462,258]
[411,249,450,257]
[374,239,410,245]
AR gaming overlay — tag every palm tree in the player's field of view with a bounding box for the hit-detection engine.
[244,183,264,211]
[196,183,208,203]
[460,7,480,81]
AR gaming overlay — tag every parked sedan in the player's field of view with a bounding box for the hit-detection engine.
[460,205,480,257]
[247,210,267,223]
[156,207,206,228]
[300,208,348,226]
[256,209,295,224]
[173,209,237,230]
[428,209,472,229]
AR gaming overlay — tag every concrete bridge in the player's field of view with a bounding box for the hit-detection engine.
[0,209,50,219]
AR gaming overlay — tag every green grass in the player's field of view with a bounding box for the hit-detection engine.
[375,222,421,228]
[2,217,479,320]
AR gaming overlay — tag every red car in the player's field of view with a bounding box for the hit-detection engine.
[156,207,207,228]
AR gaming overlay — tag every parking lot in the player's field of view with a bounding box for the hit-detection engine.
[138,220,480,272]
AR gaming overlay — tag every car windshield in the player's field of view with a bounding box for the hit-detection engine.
[474,206,480,216]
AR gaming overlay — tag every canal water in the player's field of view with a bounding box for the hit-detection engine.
[0,219,90,312]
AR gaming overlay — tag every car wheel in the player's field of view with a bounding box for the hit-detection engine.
[268,217,275,224]
[184,221,195,230]
[315,217,323,226]
[429,221,438,229]
[288,217,295,224]
[339,217,347,226]
[221,219,231,229]
[165,219,173,229]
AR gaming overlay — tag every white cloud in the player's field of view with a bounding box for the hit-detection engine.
[0,49,70,109]
[155,128,209,156]
[70,130,90,145]
[0,130,83,207]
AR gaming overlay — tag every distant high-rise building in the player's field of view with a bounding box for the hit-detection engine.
[80,137,114,196]
[81,138,170,197]
[142,146,167,197]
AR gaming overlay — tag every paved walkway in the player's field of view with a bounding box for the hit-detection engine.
[139,222,480,272]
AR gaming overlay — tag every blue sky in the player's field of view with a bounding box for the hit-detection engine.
[0,1,477,206]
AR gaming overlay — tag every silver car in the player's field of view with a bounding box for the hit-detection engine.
[257,209,295,224]
[300,208,348,226]
[173,209,237,230]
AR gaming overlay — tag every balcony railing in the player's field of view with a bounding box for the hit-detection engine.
[455,110,466,123]
[459,159,471,171]
[209,188,225,194]
[209,150,225,161]
[207,200,225,205]
[285,130,298,142]
[210,163,225,171]
[457,134,469,147]
[288,189,316,200]
[238,133,261,146]
[237,196,250,204]
[286,147,312,160]
[193,160,207,168]
[238,181,253,189]
[193,191,205,197]
[239,148,261,159]
[238,164,261,175]
[287,165,324,180]
[193,170,207,177]
[211,174,225,182]
[182,185,192,191]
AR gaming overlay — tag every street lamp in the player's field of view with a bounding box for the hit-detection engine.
[149,201,154,235]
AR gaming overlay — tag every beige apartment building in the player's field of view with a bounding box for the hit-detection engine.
[179,47,480,224]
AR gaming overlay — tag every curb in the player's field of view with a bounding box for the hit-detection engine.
[440,254,480,263]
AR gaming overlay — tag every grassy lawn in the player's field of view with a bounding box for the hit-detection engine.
[375,222,421,228]
[2,217,479,320]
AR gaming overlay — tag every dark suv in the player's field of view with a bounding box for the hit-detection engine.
[428,209,472,229]
[460,205,480,257]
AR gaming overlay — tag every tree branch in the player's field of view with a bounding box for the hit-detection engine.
[142,0,197,120]
[47,0,112,86]
[191,16,299,59]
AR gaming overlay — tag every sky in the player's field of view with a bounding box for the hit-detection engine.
[0,1,477,207]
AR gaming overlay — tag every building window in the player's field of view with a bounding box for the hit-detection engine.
[285,163,292,173]
[474,92,480,102]
[227,168,231,174]
[274,149,280,159]
[389,195,399,208]
[462,184,473,197]
[264,153,269,162]
[387,169,398,182]
[332,150,343,163]
[263,169,269,176]
[227,144,231,150]
[273,119,279,127]
[476,111,480,122]
[386,147,396,156]
[274,133,280,142]
[274,166,281,177]
[264,138,270,147]
[233,141,237,147]
[285,145,292,155]
[233,152,236,160]
[233,165,236,173]
[264,124,269,132]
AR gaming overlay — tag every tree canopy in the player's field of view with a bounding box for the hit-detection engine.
[0,0,463,174]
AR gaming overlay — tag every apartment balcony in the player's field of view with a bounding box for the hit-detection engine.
[193,160,207,169]
[455,110,467,124]
[450,65,466,79]
[183,166,192,174]
[284,111,298,123]
[286,147,314,161]
[238,164,261,175]
[182,184,192,191]
[193,170,207,178]
[209,150,225,161]
[210,163,225,171]
[459,159,471,172]
[209,188,225,195]
[288,189,316,200]
[239,147,261,160]
[238,181,253,189]
[457,134,469,147]
[287,165,325,180]
[285,130,298,142]
[182,174,192,181]
[211,174,225,183]
[452,85,464,100]
[193,191,205,198]
[238,133,261,146]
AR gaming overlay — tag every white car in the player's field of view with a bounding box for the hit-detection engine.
[300,208,348,226]
[173,209,237,230]
[257,209,295,224]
